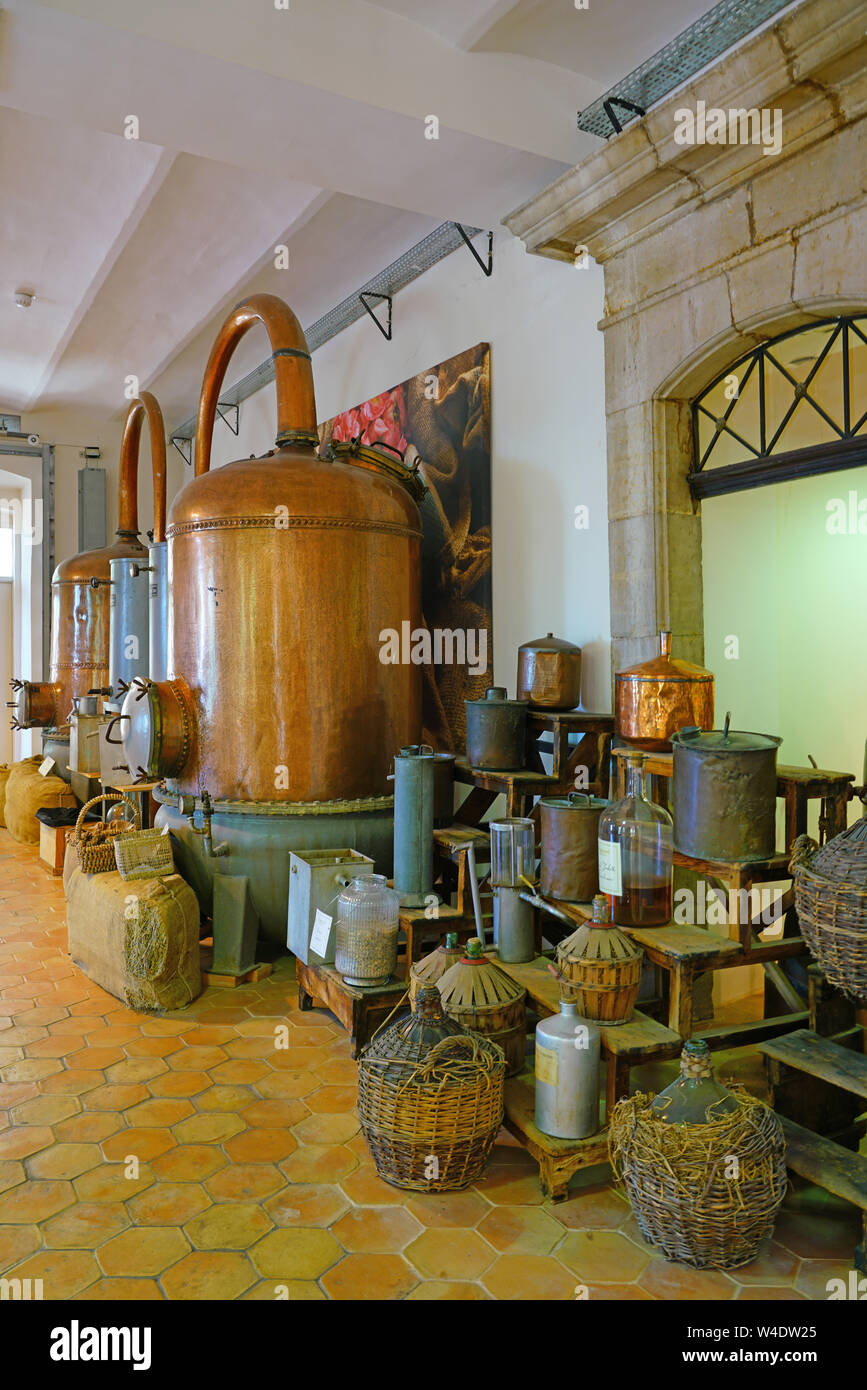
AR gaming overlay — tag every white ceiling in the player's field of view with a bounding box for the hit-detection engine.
[0,0,714,422]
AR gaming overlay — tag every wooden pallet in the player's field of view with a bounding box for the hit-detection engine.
[503,1065,610,1201]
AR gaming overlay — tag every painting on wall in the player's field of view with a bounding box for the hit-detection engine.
[319,342,492,753]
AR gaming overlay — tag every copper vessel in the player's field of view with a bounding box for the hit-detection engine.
[517,632,581,710]
[539,792,608,902]
[9,395,167,731]
[122,294,422,802]
[614,630,714,751]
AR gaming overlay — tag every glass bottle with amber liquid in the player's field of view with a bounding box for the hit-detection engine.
[598,749,673,926]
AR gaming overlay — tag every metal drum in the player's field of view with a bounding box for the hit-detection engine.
[109,557,150,696]
[393,744,435,908]
[465,687,528,770]
[517,632,581,710]
[671,715,782,862]
[539,792,607,902]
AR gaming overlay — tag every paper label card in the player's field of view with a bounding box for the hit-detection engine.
[310,909,333,958]
[38,757,56,777]
[597,838,622,897]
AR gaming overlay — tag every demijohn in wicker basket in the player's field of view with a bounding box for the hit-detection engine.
[408,931,463,1003]
[790,798,867,1002]
[436,937,527,1076]
[609,1039,787,1269]
[72,793,139,874]
[357,983,506,1191]
[555,894,643,1025]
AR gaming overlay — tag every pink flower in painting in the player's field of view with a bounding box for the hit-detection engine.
[331,386,408,456]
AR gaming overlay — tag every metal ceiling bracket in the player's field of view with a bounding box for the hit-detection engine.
[171,436,193,467]
[216,402,240,435]
[454,224,493,277]
[599,97,646,136]
[359,292,392,341]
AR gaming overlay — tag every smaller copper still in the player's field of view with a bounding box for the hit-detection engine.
[516,632,581,710]
[615,630,714,751]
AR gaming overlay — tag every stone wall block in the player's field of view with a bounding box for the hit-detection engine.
[606,403,655,520]
[792,202,867,304]
[608,514,657,639]
[751,118,867,241]
[727,241,797,333]
[665,513,705,634]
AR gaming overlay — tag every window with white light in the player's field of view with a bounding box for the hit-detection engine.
[0,524,13,578]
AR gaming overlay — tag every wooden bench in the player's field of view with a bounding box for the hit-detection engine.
[503,1066,610,1201]
[777,1116,867,1273]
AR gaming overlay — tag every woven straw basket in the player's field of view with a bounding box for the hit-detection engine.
[72,793,139,874]
[791,813,867,1002]
[114,827,174,881]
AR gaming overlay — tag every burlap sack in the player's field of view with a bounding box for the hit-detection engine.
[0,763,10,828]
[5,756,78,844]
[65,864,202,1011]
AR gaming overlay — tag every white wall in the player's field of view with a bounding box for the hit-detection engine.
[202,231,612,710]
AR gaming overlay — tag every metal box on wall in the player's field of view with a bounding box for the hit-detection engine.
[77,466,106,552]
[287,848,375,966]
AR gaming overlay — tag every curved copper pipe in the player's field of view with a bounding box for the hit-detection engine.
[194,293,317,477]
[117,392,167,541]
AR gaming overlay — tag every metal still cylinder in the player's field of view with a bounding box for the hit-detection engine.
[539,793,607,902]
[516,632,581,710]
[148,540,169,681]
[671,715,782,863]
[465,687,528,771]
[109,557,150,696]
[534,1000,600,1139]
[393,744,435,908]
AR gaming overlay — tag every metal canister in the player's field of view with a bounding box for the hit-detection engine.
[534,1000,600,1139]
[109,557,151,696]
[465,687,528,771]
[148,540,169,681]
[517,632,581,711]
[393,744,435,907]
[615,629,714,751]
[540,792,608,902]
[431,752,455,828]
[671,714,782,862]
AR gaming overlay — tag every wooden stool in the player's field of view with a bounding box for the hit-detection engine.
[398,903,473,965]
[296,960,408,1058]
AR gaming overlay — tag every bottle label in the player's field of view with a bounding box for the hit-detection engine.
[598,839,622,896]
[535,1043,558,1087]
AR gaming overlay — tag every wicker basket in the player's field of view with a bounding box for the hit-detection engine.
[71,793,139,874]
[791,812,867,1002]
[556,894,643,1025]
[436,938,527,1076]
[113,827,174,881]
[357,983,505,1191]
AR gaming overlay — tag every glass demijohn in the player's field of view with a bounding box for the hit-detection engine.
[598,750,673,926]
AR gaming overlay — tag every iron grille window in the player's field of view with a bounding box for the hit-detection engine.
[690,316,867,498]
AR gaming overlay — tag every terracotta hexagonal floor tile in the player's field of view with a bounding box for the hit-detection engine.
[0,1178,75,1223]
[74,1163,155,1204]
[205,1164,286,1203]
[224,1036,279,1060]
[184,1202,273,1250]
[178,1026,238,1047]
[405,1190,491,1228]
[54,1112,124,1144]
[478,1205,564,1257]
[104,1059,168,1085]
[195,1083,259,1112]
[483,1254,577,1301]
[76,1278,164,1300]
[557,1230,653,1284]
[339,1164,419,1207]
[249,1227,342,1280]
[281,1144,358,1186]
[256,1070,319,1100]
[161,1251,257,1300]
[65,1046,126,1071]
[151,1145,228,1182]
[12,1095,80,1126]
[0,1123,54,1159]
[42,1202,130,1249]
[321,1253,418,1301]
[242,1279,326,1300]
[125,1097,195,1128]
[303,1085,358,1115]
[731,1239,799,1285]
[0,1222,41,1266]
[546,1186,632,1230]
[267,1046,332,1071]
[224,1129,297,1164]
[293,1112,360,1146]
[332,1206,422,1253]
[234,1018,286,1037]
[472,1168,545,1206]
[406,1280,492,1300]
[83,1082,150,1111]
[738,1285,808,1300]
[99,1225,190,1276]
[2,1058,63,1082]
[209,1060,272,1085]
[7,1249,100,1299]
[774,1210,863,1261]
[127,1183,212,1227]
[265,1183,349,1228]
[406,1228,495,1280]
[27,1142,102,1180]
[171,1112,245,1145]
[241,1099,308,1128]
[166,1046,229,1071]
[101,1128,177,1163]
[25,1035,86,1059]
[138,1018,189,1037]
[123,1037,180,1058]
[793,1259,858,1300]
[147,1070,212,1099]
[584,1282,656,1300]
[638,1260,737,1300]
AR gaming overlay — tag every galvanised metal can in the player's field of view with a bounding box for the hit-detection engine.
[534,1000,600,1139]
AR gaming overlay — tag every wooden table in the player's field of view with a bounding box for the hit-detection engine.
[296,961,408,1058]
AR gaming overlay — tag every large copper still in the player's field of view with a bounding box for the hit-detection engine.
[120,295,423,941]
[614,630,714,751]
[9,394,165,732]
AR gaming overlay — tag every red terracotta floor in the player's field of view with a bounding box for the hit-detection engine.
[0,829,862,1300]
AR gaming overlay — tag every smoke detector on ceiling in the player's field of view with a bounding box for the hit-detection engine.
[13,290,35,309]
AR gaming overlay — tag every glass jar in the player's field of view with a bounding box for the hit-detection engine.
[598,750,673,926]
[489,818,535,889]
[334,874,400,987]
[650,1039,739,1124]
